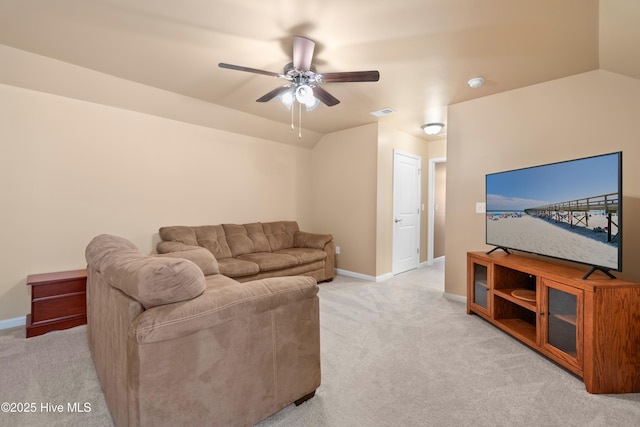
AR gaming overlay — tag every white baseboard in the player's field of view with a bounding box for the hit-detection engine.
[444,292,467,304]
[0,316,26,330]
[335,269,393,282]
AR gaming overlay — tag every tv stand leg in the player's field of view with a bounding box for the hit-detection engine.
[487,246,511,255]
[582,266,616,280]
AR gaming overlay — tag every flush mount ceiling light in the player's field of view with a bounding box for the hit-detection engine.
[468,77,485,88]
[422,123,445,135]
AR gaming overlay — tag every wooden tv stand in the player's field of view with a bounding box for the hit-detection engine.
[467,251,640,394]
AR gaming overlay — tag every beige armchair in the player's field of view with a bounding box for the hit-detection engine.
[85,234,320,427]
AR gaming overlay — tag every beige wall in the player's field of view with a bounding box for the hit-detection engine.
[445,70,640,298]
[311,124,379,276]
[429,139,446,160]
[0,83,313,320]
[429,139,447,261]
[434,162,446,258]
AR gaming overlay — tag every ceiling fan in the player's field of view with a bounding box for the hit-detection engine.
[219,36,380,136]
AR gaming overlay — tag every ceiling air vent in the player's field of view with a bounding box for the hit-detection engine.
[370,108,396,117]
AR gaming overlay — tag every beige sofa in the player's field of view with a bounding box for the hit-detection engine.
[85,234,320,427]
[157,221,335,283]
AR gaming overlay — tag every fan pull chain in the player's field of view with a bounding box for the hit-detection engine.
[298,102,302,138]
[291,101,294,130]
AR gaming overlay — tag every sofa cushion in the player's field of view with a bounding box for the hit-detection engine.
[217,257,260,278]
[245,223,272,252]
[194,225,232,259]
[237,252,299,272]
[158,226,198,246]
[223,223,271,257]
[102,252,206,309]
[262,221,299,251]
[160,225,232,259]
[274,248,327,265]
[154,245,220,276]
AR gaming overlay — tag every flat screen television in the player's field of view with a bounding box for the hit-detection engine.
[485,151,622,279]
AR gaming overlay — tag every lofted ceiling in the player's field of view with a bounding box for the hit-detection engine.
[1,0,639,147]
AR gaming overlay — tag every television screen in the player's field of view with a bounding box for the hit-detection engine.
[486,152,622,274]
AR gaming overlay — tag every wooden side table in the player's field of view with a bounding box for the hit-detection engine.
[26,269,87,338]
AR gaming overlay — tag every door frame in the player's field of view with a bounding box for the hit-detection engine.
[392,150,421,275]
[427,156,446,265]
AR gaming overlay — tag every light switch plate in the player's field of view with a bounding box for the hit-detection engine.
[476,202,486,213]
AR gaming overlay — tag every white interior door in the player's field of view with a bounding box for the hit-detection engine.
[392,150,421,275]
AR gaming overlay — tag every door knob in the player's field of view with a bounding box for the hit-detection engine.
[394,218,403,223]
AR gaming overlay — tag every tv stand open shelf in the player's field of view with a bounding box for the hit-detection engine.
[467,251,640,394]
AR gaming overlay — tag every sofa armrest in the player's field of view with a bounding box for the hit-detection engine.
[130,275,318,343]
[156,241,219,275]
[294,231,333,250]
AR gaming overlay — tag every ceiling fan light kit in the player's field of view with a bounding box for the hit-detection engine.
[422,123,445,135]
[219,35,380,137]
[295,85,319,109]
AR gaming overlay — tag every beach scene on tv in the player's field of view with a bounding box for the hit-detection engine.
[486,153,620,270]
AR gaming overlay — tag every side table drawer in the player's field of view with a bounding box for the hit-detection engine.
[31,292,86,323]
[32,278,86,299]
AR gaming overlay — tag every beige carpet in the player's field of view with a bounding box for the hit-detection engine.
[2,262,639,427]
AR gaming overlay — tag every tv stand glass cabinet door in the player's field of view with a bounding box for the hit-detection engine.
[540,278,583,371]
[467,258,491,316]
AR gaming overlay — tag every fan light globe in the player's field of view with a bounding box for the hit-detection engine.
[295,85,314,104]
[279,90,294,110]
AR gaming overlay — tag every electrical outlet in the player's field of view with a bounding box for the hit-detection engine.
[335,246,341,254]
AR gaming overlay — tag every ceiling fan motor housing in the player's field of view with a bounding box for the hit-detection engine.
[219,36,379,107]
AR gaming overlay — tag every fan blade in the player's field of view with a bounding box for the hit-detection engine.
[219,63,281,78]
[256,86,291,103]
[292,36,315,72]
[320,70,380,83]
[312,86,340,107]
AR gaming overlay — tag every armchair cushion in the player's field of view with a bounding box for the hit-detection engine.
[85,234,138,271]
[102,252,206,309]
[130,275,318,343]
